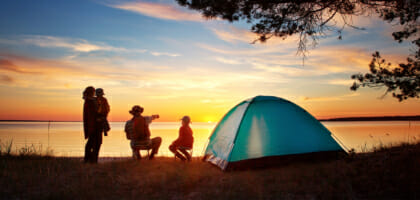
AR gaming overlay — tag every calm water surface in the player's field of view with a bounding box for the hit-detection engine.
[0,121,419,157]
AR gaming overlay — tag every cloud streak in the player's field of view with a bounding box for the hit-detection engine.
[301,93,360,102]
[0,75,14,83]
[198,40,375,76]
[21,35,122,52]
[209,25,301,47]
[0,59,33,73]
[0,35,181,57]
[210,27,259,44]
[150,51,181,57]
[327,79,355,86]
[108,1,203,21]
[0,53,134,89]
[214,57,243,65]
[0,52,265,95]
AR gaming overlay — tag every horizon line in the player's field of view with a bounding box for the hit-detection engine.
[1,115,419,123]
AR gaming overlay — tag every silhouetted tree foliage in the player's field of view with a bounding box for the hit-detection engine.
[176,0,419,101]
[351,50,419,101]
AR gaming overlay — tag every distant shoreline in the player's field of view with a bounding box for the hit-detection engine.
[319,115,420,122]
[1,115,420,122]
[0,120,81,123]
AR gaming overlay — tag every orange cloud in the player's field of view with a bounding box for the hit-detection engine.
[0,74,14,83]
[0,53,125,90]
[0,59,38,74]
[109,1,203,21]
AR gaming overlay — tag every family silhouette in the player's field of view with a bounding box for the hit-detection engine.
[82,86,108,163]
[82,86,194,163]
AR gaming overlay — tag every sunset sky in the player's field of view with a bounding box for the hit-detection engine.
[0,0,419,122]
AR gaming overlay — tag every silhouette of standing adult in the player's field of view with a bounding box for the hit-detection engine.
[83,86,102,163]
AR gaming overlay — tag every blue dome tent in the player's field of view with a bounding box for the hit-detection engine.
[203,96,347,170]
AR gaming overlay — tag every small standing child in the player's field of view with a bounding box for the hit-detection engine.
[96,88,110,136]
[169,116,194,161]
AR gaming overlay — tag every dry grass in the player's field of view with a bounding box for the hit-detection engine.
[0,143,419,199]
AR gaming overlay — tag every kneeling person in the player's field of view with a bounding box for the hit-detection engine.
[127,105,161,160]
[169,116,194,161]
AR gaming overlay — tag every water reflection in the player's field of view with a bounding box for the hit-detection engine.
[0,121,418,157]
[324,121,420,152]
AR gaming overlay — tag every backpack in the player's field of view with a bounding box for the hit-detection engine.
[124,119,134,140]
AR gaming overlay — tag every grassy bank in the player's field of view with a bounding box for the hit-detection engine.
[0,143,419,199]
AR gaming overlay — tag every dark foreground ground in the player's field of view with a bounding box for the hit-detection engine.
[1,143,419,200]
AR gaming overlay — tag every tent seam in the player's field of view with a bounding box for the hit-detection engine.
[202,101,247,156]
[225,97,254,165]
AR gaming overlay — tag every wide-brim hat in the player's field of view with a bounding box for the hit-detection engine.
[129,105,143,115]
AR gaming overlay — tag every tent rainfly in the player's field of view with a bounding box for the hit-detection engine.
[203,96,347,170]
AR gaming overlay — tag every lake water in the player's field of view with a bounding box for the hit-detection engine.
[0,121,419,157]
